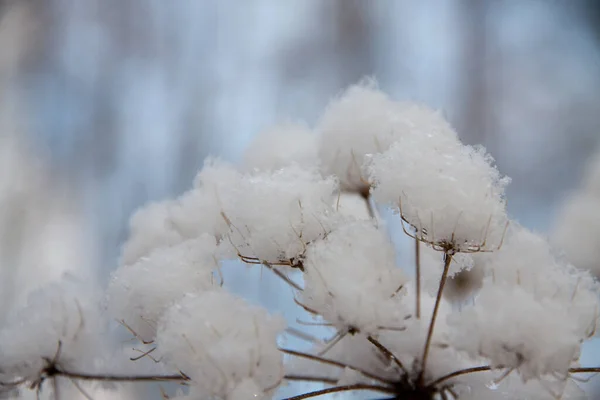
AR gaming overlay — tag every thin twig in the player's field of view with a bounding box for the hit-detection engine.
[415,237,421,319]
[426,365,492,388]
[283,375,338,385]
[52,377,60,400]
[360,191,376,221]
[130,347,158,361]
[284,327,325,345]
[266,264,303,291]
[54,369,189,383]
[419,251,454,383]
[318,330,347,356]
[68,378,94,400]
[366,335,407,375]
[280,383,394,400]
[570,367,600,374]
[279,348,394,385]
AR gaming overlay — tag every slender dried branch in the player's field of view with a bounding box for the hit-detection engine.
[267,264,303,291]
[426,365,492,388]
[569,367,600,374]
[359,190,376,221]
[419,251,454,383]
[53,369,188,383]
[280,383,394,400]
[279,348,394,385]
[366,335,407,375]
[283,375,338,385]
[415,237,421,319]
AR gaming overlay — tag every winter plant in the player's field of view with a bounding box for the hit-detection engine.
[1,80,600,400]
[553,152,600,279]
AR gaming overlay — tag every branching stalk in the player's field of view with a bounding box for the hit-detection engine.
[51,370,189,383]
[280,383,394,400]
[569,367,600,374]
[426,365,492,388]
[279,348,394,385]
[283,375,339,385]
[367,335,407,375]
[419,251,453,383]
[415,238,421,319]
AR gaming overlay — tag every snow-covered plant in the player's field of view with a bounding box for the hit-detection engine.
[553,152,600,278]
[2,80,600,400]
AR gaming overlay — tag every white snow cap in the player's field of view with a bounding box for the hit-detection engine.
[243,122,318,171]
[156,290,285,399]
[450,225,600,381]
[0,277,108,382]
[107,235,218,341]
[317,79,407,193]
[120,159,236,265]
[301,221,409,334]
[553,153,600,277]
[367,114,509,252]
[553,194,600,277]
[477,224,599,340]
[120,200,185,265]
[449,284,581,381]
[217,164,338,265]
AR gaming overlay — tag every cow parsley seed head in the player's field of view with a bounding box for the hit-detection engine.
[120,200,185,265]
[317,79,406,193]
[552,152,600,278]
[107,235,218,341]
[217,165,338,265]
[156,290,285,399]
[478,224,600,340]
[449,284,581,381]
[0,278,107,381]
[553,194,600,277]
[368,136,510,252]
[243,122,318,171]
[301,221,409,334]
[120,159,238,266]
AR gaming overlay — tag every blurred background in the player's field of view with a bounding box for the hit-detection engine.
[1,0,599,398]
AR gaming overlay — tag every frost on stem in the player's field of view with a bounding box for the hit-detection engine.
[156,290,285,400]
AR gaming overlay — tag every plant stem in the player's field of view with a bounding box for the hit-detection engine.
[55,370,188,382]
[280,384,394,400]
[426,365,491,388]
[283,375,339,384]
[419,251,453,384]
[367,335,407,375]
[569,367,600,374]
[359,190,376,221]
[279,348,393,385]
[415,238,421,319]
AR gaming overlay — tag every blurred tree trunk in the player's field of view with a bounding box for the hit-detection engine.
[456,0,489,148]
